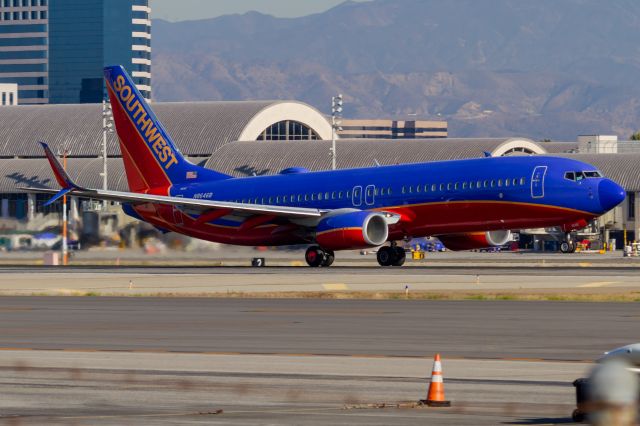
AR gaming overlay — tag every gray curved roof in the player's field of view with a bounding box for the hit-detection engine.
[0,101,285,158]
[204,138,541,176]
[4,142,640,194]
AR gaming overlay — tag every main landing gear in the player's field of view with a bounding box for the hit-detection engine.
[560,233,577,254]
[305,246,335,267]
[377,242,406,267]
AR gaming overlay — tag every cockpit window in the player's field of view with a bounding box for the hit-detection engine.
[565,170,603,181]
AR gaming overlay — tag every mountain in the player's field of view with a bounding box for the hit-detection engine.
[151,0,640,140]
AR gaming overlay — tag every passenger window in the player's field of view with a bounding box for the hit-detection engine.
[325,192,330,199]
[402,186,406,194]
[520,178,525,185]
[331,192,336,199]
[462,182,467,190]
[388,188,392,195]
[304,194,309,201]
[408,186,413,194]
[447,183,452,191]
[512,178,518,186]
[454,183,459,190]
[490,180,496,188]
[498,179,503,187]
[268,197,273,203]
[416,185,421,193]
[432,184,437,192]
[317,193,322,200]
[440,183,444,191]
[298,194,302,202]
[505,179,510,187]
[338,191,343,199]
[484,180,489,188]
[424,184,429,192]
[381,188,386,196]
[374,188,379,196]
[470,181,475,189]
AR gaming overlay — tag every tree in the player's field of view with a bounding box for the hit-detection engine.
[631,132,640,141]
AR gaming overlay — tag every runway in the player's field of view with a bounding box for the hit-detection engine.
[0,297,634,360]
[0,264,639,296]
[0,297,620,425]
[0,268,636,424]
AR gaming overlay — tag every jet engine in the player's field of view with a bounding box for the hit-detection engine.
[438,230,512,251]
[316,211,389,251]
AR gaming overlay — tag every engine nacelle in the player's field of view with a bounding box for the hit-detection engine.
[316,211,389,251]
[438,230,512,251]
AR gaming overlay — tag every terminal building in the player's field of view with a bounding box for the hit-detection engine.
[0,0,151,104]
[0,99,637,250]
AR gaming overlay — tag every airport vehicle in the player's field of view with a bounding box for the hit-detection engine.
[22,66,626,267]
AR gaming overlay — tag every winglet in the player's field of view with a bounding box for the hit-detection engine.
[39,142,84,190]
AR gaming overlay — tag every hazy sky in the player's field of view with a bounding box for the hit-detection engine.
[151,0,371,21]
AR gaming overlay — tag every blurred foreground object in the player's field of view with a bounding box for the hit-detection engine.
[588,359,638,426]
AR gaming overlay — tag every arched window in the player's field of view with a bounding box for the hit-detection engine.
[256,120,320,141]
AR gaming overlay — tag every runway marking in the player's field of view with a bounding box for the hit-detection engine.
[579,262,593,267]
[579,281,620,288]
[0,347,593,363]
[323,283,348,290]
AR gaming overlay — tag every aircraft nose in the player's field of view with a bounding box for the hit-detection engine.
[598,179,626,212]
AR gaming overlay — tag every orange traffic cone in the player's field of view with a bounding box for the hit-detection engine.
[422,353,451,407]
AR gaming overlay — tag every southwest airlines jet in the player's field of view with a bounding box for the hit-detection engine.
[22,66,626,267]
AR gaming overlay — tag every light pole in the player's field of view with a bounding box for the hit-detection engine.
[58,146,70,266]
[101,99,114,207]
[331,94,343,170]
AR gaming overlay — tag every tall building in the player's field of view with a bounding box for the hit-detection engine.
[0,0,49,105]
[0,0,150,105]
[338,119,448,139]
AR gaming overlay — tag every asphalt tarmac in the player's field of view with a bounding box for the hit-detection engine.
[0,297,633,360]
[0,297,618,425]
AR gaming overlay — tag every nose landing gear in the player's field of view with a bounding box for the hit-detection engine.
[560,233,577,253]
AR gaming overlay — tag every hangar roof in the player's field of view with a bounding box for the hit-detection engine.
[0,101,332,158]
[203,138,544,176]
[5,140,637,194]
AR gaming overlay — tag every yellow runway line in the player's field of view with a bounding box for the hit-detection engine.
[578,281,620,288]
[323,283,348,290]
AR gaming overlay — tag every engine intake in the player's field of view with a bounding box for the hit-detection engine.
[438,230,512,251]
[316,211,389,251]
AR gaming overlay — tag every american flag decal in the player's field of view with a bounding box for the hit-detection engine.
[186,171,198,179]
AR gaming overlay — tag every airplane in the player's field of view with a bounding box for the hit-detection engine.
[21,65,626,267]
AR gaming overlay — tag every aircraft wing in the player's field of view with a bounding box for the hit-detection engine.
[19,186,324,219]
[20,142,324,219]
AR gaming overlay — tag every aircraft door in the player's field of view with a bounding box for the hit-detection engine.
[531,166,547,199]
[352,186,363,207]
[365,185,376,206]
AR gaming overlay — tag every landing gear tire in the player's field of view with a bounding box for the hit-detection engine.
[305,246,324,267]
[377,246,394,267]
[560,241,571,254]
[392,247,406,267]
[377,245,406,267]
[305,246,335,267]
[322,251,335,267]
